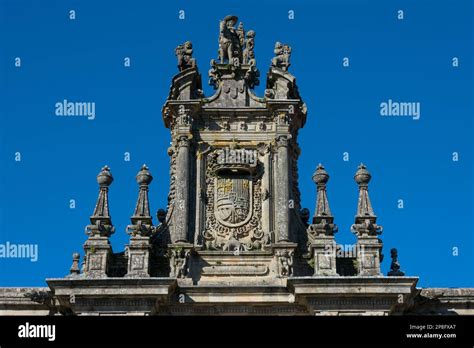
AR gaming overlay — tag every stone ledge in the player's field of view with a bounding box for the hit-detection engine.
[47,277,176,297]
[177,282,292,303]
[290,276,419,294]
[420,287,474,301]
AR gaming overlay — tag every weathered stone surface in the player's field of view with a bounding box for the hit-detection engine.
[0,288,52,315]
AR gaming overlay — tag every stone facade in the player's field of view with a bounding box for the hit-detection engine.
[0,15,472,316]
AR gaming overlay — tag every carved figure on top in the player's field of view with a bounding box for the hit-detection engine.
[271,42,292,71]
[244,50,260,88]
[218,15,242,63]
[175,41,196,71]
[208,59,221,89]
[237,22,245,48]
[387,248,405,276]
[210,17,260,90]
[243,30,255,64]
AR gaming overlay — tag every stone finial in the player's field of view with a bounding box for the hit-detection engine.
[351,164,382,237]
[387,248,405,276]
[127,165,154,237]
[354,163,375,218]
[69,252,81,276]
[313,164,332,218]
[86,166,115,237]
[308,164,337,236]
[312,163,329,186]
[354,163,372,186]
[97,165,113,187]
[175,41,196,71]
[271,42,292,71]
[136,164,153,186]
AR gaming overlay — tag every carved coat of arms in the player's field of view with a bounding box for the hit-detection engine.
[215,176,252,227]
[203,148,269,251]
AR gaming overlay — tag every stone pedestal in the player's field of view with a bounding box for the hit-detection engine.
[125,236,151,278]
[311,238,338,276]
[83,237,112,278]
[356,237,383,276]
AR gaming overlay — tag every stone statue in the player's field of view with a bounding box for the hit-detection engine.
[277,250,294,277]
[175,41,196,71]
[387,248,405,276]
[208,59,220,89]
[243,30,255,64]
[170,248,190,278]
[244,51,260,88]
[218,15,242,63]
[300,208,310,226]
[237,22,245,47]
[271,42,292,71]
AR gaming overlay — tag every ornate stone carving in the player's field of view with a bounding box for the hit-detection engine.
[276,249,294,277]
[244,62,260,89]
[170,247,190,278]
[257,142,271,156]
[175,41,196,71]
[271,42,292,71]
[208,59,221,90]
[166,146,177,213]
[243,30,255,64]
[218,15,242,64]
[202,264,269,276]
[220,120,230,131]
[203,148,270,251]
[209,16,260,89]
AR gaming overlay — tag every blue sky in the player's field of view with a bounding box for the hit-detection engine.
[0,0,472,287]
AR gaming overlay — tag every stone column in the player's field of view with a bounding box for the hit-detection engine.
[173,135,191,243]
[275,135,290,242]
[194,143,209,246]
[258,143,271,239]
